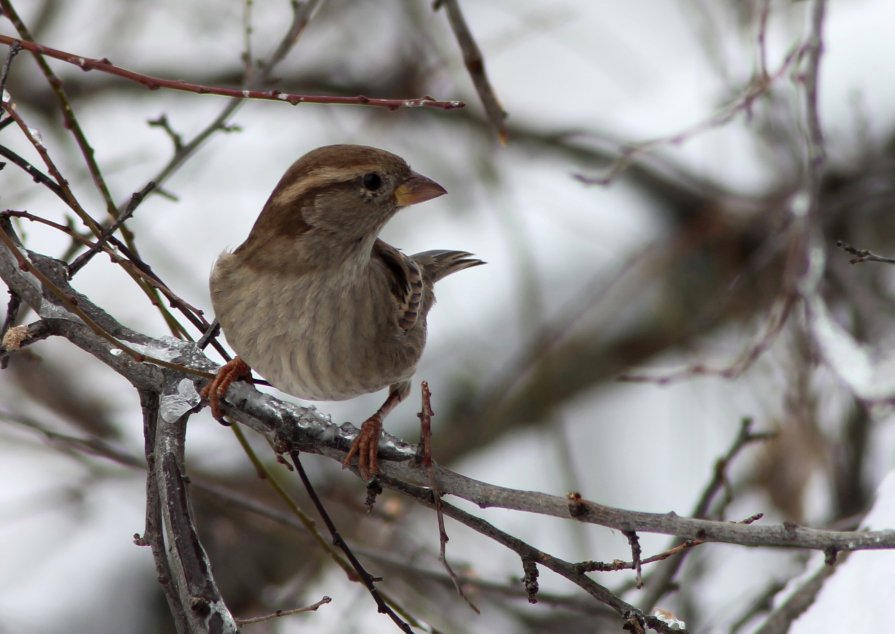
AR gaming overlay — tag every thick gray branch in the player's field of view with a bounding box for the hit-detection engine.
[1,226,894,556]
[152,377,238,633]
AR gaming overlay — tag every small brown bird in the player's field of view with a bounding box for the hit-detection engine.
[203,144,483,479]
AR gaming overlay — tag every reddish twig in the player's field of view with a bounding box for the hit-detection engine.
[0,1,118,221]
[0,220,214,380]
[0,35,465,112]
[1,209,227,357]
[417,381,480,613]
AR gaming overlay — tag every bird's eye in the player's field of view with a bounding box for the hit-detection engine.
[362,172,383,191]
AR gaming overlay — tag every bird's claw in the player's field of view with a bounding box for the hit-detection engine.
[343,415,383,480]
[201,357,252,421]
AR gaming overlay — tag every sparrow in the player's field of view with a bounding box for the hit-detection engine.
[202,144,483,479]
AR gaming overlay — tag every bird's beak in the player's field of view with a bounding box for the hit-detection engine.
[394,172,447,207]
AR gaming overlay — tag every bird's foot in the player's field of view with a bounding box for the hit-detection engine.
[343,414,384,480]
[201,357,252,421]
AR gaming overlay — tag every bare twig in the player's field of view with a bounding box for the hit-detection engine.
[380,475,681,634]
[235,595,332,625]
[1,0,122,243]
[625,531,644,589]
[0,143,65,198]
[1,210,226,357]
[0,100,191,338]
[288,450,414,634]
[575,44,802,186]
[619,295,795,385]
[835,239,895,266]
[67,181,158,275]
[640,418,774,610]
[0,39,20,122]
[0,220,214,379]
[436,0,506,142]
[417,381,480,613]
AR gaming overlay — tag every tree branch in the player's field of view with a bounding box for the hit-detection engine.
[0,34,465,111]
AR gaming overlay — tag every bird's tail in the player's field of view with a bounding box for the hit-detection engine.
[413,250,485,284]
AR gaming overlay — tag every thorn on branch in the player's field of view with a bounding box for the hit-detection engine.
[522,558,539,604]
[417,381,480,613]
[416,380,434,468]
[624,530,644,589]
[567,491,587,518]
[364,477,382,512]
[824,546,838,566]
[742,513,764,525]
[622,611,646,634]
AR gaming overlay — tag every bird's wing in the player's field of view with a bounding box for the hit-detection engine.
[372,239,424,332]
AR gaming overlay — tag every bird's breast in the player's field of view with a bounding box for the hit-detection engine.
[210,254,425,401]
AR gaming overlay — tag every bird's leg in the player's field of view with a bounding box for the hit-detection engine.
[201,356,252,421]
[343,382,409,480]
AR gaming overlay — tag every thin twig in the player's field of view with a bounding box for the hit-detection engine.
[417,381,480,613]
[67,181,158,275]
[1,209,226,357]
[0,143,66,198]
[288,450,414,634]
[0,34,464,111]
[436,0,506,142]
[1,1,119,234]
[624,530,643,589]
[380,475,680,634]
[835,239,895,266]
[640,418,774,610]
[0,39,20,124]
[0,221,214,379]
[576,44,803,186]
[579,513,764,575]
[0,100,191,338]
[235,595,332,625]
[619,294,796,385]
